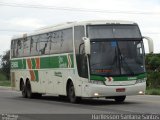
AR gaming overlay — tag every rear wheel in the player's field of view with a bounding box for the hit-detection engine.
[114,96,126,103]
[59,95,67,99]
[26,81,33,98]
[21,81,27,98]
[34,93,42,98]
[68,82,81,103]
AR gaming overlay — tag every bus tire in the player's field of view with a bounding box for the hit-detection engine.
[59,95,67,100]
[114,96,126,103]
[26,80,33,98]
[68,82,81,103]
[34,93,42,98]
[21,80,27,98]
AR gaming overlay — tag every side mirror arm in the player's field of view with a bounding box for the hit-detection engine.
[143,36,154,53]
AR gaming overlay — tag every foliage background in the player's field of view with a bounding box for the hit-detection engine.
[145,54,160,88]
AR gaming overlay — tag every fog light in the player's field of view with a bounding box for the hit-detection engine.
[94,93,99,96]
[139,91,144,95]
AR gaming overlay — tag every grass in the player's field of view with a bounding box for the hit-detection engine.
[0,72,7,80]
[146,88,160,95]
[0,72,11,87]
[0,80,11,87]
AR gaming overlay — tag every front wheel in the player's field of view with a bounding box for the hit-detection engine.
[68,82,81,103]
[114,96,126,103]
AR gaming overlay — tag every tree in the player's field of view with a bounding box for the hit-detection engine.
[0,50,10,80]
[145,53,160,88]
[146,54,160,72]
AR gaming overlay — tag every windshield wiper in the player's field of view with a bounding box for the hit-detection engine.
[120,55,135,75]
[104,47,119,76]
[116,42,135,75]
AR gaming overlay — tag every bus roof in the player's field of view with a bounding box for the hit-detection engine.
[12,20,137,40]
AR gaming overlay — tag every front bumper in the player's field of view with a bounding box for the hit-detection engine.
[83,82,146,97]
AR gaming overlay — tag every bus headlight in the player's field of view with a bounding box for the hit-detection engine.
[90,80,104,85]
[135,78,146,84]
[138,91,144,95]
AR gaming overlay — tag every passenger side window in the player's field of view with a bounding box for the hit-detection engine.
[11,40,16,58]
[17,39,23,57]
[61,28,73,53]
[23,37,30,57]
[30,36,39,56]
[50,28,73,54]
[38,34,50,55]
[74,26,85,54]
[50,31,63,54]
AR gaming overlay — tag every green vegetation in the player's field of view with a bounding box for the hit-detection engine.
[145,54,160,95]
[0,50,10,80]
[0,80,11,87]
[146,88,160,95]
[0,72,11,86]
[0,72,7,80]
[0,50,11,87]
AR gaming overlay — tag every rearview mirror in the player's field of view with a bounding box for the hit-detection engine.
[143,36,154,53]
[82,37,91,55]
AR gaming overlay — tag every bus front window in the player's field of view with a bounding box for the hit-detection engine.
[90,40,145,76]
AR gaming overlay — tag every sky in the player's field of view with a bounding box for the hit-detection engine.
[0,0,160,55]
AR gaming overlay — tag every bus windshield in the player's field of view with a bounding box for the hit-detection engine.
[90,40,145,76]
[87,25,145,76]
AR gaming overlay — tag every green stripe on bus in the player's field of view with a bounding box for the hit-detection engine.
[11,59,23,69]
[137,73,147,79]
[90,75,105,81]
[113,73,147,81]
[40,57,50,69]
[23,59,26,69]
[34,70,39,81]
[11,54,74,69]
[113,76,131,81]
[70,54,74,68]
[90,73,147,81]
[31,58,36,69]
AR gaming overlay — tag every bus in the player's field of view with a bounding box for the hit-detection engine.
[10,20,153,103]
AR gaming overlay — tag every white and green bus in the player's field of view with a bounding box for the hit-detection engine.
[10,20,153,103]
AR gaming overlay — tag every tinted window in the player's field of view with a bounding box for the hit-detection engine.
[23,37,30,57]
[90,40,145,76]
[17,39,23,57]
[50,28,73,54]
[74,26,85,54]
[11,40,17,58]
[87,25,141,39]
[50,31,62,53]
[74,26,87,78]
[62,28,73,52]
[30,36,39,56]
[11,28,73,58]
[38,34,50,55]
[11,39,23,58]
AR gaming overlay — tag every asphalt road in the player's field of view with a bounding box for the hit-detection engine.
[0,87,160,120]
